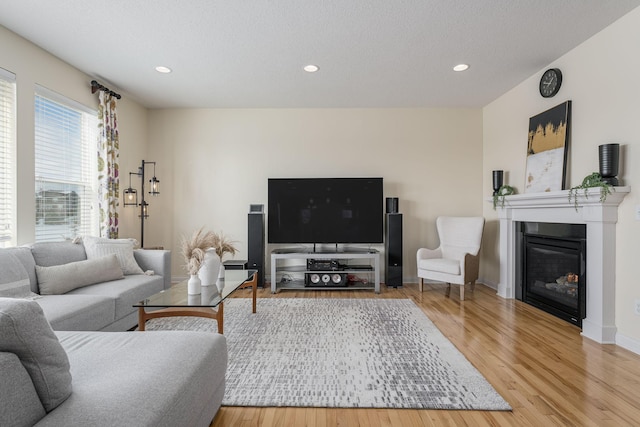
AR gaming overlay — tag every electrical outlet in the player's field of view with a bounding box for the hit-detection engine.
[635,299,640,316]
[636,205,640,221]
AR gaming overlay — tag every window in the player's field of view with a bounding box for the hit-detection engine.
[0,68,16,248]
[35,87,98,242]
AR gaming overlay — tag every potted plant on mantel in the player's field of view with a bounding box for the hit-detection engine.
[492,184,517,209]
[567,172,614,211]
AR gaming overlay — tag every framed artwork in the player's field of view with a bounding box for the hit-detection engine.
[524,101,571,193]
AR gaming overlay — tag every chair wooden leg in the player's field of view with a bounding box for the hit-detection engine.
[470,281,476,293]
[419,277,423,292]
[460,284,465,301]
[445,283,451,297]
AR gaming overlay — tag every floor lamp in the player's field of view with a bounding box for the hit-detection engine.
[123,160,160,248]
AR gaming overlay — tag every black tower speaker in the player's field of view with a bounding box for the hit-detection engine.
[248,207,265,288]
[385,213,403,288]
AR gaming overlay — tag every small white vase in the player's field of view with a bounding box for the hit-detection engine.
[188,274,201,295]
[198,249,221,287]
[216,264,225,293]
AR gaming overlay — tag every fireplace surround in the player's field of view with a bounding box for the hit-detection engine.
[493,186,630,343]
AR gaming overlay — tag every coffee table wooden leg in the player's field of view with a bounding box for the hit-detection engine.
[216,302,224,334]
[138,307,146,331]
[252,278,257,314]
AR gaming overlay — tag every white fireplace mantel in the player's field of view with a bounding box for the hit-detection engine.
[492,186,630,344]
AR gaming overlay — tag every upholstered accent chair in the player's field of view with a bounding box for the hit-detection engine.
[416,216,485,301]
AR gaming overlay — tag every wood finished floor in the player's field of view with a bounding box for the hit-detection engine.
[212,283,640,427]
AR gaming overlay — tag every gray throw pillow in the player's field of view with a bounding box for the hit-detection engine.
[35,254,124,295]
[0,297,72,412]
[0,352,47,426]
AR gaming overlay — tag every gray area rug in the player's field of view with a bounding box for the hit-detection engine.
[143,298,511,410]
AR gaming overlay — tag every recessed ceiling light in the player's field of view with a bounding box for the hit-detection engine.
[303,65,319,73]
[453,64,469,72]
[155,66,172,74]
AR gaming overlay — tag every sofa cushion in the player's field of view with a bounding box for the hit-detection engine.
[82,236,144,275]
[0,251,28,295]
[36,254,124,295]
[36,295,115,331]
[0,251,38,299]
[0,351,47,427]
[0,298,72,412]
[3,247,39,293]
[44,330,227,427]
[68,274,164,321]
[30,241,87,267]
[0,277,33,298]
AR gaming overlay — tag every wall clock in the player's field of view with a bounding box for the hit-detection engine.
[539,68,562,98]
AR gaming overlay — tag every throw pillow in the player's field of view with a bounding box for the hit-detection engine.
[82,235,144,275]
[36,254,124,295]
[0,297,72,412]
[0,352,47,426]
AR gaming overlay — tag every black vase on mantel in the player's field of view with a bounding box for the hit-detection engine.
[492,170,504,195]
[599,143,620,186]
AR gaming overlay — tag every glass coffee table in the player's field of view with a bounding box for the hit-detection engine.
[134,269,257,334]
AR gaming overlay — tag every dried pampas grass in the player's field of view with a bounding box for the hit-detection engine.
[212,231,237,260]
[181,228,217,275]
[181,228,239,275]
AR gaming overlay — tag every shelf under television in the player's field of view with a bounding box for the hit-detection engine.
[275,280,374,291]
[275,266,374,274]
[270,250,380,294]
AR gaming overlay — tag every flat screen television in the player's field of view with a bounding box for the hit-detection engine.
[268,177,383,244]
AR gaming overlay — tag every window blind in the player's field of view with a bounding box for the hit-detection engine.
[34,87,98,242]
[0,68,16,248]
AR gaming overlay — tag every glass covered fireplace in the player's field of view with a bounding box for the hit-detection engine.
[516,222,586,327]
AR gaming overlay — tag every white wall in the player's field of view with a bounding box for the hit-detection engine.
[0,25,149,245]
[147,108,483,279]
[482,6,640,349]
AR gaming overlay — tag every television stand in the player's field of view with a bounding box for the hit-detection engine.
[270,249,380,293]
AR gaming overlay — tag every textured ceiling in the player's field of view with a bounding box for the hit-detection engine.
[1,0,639,109]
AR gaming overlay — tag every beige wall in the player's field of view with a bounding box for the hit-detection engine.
[482,7,640,346]
[147,108,483,279]
[0,26,148,245]
[1,22,483,281]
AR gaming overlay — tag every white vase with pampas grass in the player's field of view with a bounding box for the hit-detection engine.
[181,228,218,295]
[198,249,221,288]
[212,232,238,292]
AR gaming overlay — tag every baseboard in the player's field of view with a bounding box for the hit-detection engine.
[478,277,498,292]
[616,333,640,356]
